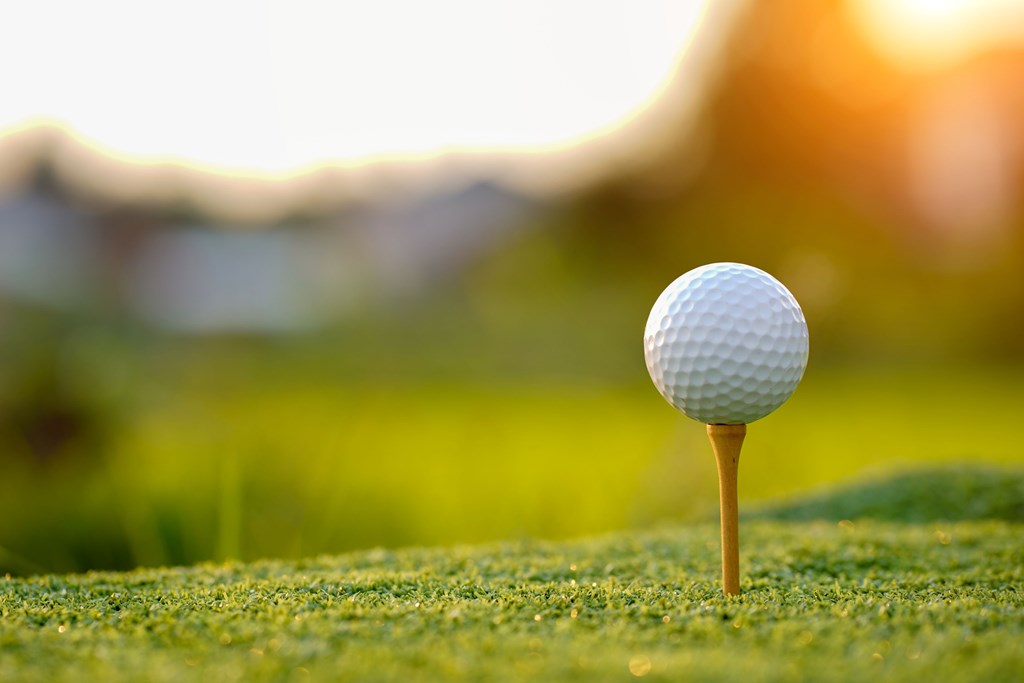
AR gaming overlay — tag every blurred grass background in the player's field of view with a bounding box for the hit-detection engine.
[1,283,1021,575]
[2,0,1024,575]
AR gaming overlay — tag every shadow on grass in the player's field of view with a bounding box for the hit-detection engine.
[746,466,1024,523]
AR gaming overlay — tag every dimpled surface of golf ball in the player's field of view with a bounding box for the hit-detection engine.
[644,262,808,424]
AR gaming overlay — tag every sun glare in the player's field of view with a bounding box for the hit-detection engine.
[0,0,710,194]
[851,0,1024,71]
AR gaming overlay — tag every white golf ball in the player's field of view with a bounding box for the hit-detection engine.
[644,262,808,424]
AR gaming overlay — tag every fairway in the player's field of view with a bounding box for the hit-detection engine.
[3,364,1023,575]
[2,472,1022,683]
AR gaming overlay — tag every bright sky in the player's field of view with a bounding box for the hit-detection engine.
[851,0,1024,71]
[2,0,1021,214]
[0,0,709,183]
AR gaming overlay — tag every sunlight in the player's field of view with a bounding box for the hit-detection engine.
[850,0,1024,71]
[0,0,710,189]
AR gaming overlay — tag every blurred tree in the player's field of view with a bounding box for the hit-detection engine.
[0,316,110,469]
[547,0,1024,363]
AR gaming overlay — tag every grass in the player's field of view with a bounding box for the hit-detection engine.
[1,469,1023,682]
[750,466,1024,523]
[2,362,1024,574]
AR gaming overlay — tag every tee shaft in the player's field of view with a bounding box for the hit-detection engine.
[706,423,746,596]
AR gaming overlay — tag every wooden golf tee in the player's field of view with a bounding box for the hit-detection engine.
[707,423,746,596]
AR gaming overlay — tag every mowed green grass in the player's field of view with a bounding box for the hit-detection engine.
[2,515,1021,683]
[1,364,1023,573]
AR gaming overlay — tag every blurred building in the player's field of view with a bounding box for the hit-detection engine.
[0,175,534,333]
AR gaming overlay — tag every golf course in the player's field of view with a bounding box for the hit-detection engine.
[2,337,1021,681]
[4,0,1024,679]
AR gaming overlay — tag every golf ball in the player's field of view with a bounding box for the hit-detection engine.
[644,262,808,424]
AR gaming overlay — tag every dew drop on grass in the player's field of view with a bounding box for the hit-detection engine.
[629,655,652,677]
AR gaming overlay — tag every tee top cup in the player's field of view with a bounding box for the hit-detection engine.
[643,262,809,595]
